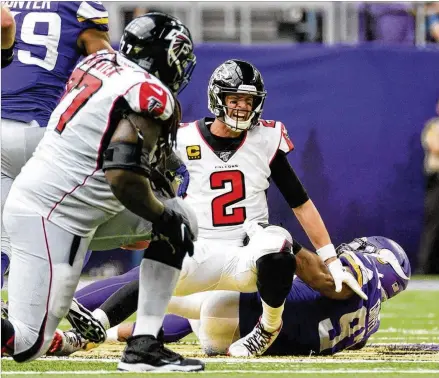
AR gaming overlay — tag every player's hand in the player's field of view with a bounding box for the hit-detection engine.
[176,164,189,198]
[327,259,368,300]
[153,206,195,257]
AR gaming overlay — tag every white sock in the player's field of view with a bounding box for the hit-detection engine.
[106,325,119,342]
[260,299,284,332]
[92,308,110,330]
[133,259,180,338]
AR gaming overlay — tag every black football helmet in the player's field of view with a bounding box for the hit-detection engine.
[119,12,196,94]
[208,59,266,131]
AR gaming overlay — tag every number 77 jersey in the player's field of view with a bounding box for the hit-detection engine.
[10,51,176,237]
[175,117,294,244]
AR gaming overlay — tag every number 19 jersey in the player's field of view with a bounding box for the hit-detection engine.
[1,1,109,127]
[175,118,294,245]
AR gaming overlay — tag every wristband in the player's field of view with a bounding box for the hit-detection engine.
[316,243,336,262]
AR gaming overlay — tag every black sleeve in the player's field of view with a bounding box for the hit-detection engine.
[269,150,309,208]
[1,44,14,69]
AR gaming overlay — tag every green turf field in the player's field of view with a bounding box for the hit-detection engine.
[2,278,439,377]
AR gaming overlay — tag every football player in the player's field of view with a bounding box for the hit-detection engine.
[170,59,366,356]
[1,12,203,372]
[175,236,411,356]
[55,60,367,358]
[52,235,410,357]
[1,1,112,291]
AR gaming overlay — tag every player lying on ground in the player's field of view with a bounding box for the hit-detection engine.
[51,235,410,356]
[1,12,204,372]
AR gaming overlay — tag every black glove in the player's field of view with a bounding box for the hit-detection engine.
[153,206,195,257]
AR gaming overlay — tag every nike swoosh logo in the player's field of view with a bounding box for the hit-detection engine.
[151,86,164,96]
[160,359,180,365]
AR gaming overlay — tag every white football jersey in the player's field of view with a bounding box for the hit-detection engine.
[175,118,294,245]
[10,51,175,237]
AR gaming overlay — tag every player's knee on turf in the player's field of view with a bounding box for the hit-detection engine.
[256,251,296,308]
[198,292,240,356]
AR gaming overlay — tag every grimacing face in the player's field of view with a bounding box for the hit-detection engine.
[224,93,254,121]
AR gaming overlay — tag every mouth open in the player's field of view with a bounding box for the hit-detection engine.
[232,111,249,121]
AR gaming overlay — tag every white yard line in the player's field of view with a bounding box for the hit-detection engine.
[3,369,439,375]
[3,357,438,364]
[377,329,439,334]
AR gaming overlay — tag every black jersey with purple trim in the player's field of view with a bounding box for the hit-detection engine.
[239,251,382,355]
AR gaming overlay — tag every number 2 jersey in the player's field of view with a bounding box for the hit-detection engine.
[239,250,383,355]
[1,1,109,127]
[8,51,176,237]
[175,118,294,245]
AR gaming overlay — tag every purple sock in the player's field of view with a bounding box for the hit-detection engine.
[163,314,193,342]
[1,253,10,289]
[74,266,139,311]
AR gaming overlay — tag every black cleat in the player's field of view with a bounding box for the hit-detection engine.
[66,298,106,343]
[117,334,205,372]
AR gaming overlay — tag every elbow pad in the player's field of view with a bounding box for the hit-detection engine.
[102,139,151,177]
[1,44,14,68]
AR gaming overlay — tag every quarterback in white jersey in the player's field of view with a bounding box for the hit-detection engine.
[178,118,292,243]
[2,13,204,372]
[170,59,366,357]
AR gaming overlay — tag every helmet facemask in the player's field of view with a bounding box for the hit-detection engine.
[119,13,196,95]
[208,59,267,131]
[337,237,411,301]
[166,32,196,94]
[212,86,266,131]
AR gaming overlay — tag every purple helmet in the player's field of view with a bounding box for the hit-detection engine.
[337,236,411,300]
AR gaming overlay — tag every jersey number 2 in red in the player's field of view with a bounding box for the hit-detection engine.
[210,170,246,226]
[56,68,103,134]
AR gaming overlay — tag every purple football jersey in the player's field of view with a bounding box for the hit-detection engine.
[1,1,109,127]
[239,251,383,355]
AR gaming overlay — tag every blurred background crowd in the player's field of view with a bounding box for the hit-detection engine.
[83,1,439,277]
[104,1,439,45]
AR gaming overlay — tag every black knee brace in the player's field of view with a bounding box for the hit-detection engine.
[256,250,297,308]
[143,239,186,270]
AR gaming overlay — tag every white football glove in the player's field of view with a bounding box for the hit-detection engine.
[317,244,368,301]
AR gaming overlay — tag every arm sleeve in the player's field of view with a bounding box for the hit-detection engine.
[270,151,309,208]
[76,1,109,32]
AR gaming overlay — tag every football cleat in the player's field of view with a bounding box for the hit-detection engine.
[117,334,205,372]
[47,329,87,356]
[227,318,282,357]
[66,298,106,343]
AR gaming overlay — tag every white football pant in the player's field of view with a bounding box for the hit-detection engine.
[3,198,91,361]
[168,291,241,356]
[1,119,46,259]
[174,221,292,295]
